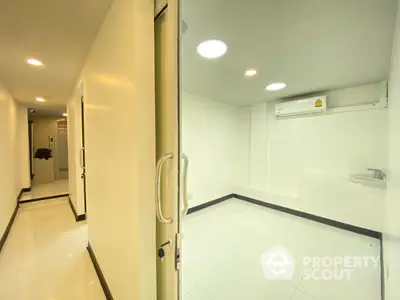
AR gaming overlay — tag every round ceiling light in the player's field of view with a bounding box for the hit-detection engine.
[245,69,257,77]
[265,82,286,91]
[62,113,68,117]
[197,40,227,59]
[36,97,46,102]
[26,58,44,67]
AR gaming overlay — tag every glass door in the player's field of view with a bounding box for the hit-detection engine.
[178,1,392,300]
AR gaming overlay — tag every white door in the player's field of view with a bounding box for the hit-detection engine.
[155,1,183,299]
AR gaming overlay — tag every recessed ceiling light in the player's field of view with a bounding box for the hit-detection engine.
[245,69,257,77]
[62,113,68,117]
[197,40,227,59]
[266,82,286,91]
[26,58,44,67]
[36,97,46,102]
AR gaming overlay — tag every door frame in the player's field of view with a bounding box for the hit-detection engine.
[154,1,182,299]
[28,119,34,182]
[80,95,87,213]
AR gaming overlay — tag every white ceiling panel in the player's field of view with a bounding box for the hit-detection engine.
[0,0,113,105]
[182,0,398,105]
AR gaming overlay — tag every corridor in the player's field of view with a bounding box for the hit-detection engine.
[0,198,104,300]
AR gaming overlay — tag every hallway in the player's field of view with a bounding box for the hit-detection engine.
[1,0,400,299]
[0,198,104,300]
[20,179,69,202]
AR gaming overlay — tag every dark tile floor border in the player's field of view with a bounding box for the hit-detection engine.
[188,193,384,300]
[19,193,69,204]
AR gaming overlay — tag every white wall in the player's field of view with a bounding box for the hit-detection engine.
[182,92,249,207]
[57,120,68,171]
[384,2,400,298]
[74,0,156,298]
[238,83,388,231]
[0,81,28,239]
[17,106,30,189]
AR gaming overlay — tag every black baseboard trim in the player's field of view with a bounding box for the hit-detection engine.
[87,243,114,300]
[17,187,32,202]
[19,193,69,204]
[187,194,235,215]
[17,190,24,202]
[68,197,86,222]
[155,4,168,20]
[0,202,19,254]
[188,194,384,300]
[22,187,32,192]
[234,194,381,239]
[76,214,86,221]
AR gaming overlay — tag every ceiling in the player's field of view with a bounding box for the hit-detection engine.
[0,0,112,110]
[28,107,67,120]
[0,0,397,109]
[182,0,399,106]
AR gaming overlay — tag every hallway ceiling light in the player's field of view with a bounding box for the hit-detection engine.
[26,58,44,67]
[36,97,46,102]
[266,82,287,91]
[245,69,257,77]
[197,40,227,59]
[62,113,68,117]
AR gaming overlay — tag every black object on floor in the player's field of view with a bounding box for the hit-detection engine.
[34,148,52,160]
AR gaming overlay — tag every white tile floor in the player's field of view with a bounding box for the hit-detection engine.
[0,198,104,300]
[182,198,381,300]
[21,179,69,201]
[0,196,380,300]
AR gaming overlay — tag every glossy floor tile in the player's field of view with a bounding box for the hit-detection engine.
[0,198,104,300]
[182,198,381,300]
[21,179,69,201]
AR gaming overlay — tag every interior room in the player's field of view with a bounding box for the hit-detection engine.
[20,106,69,201]
[1,0,400,299]
[180,1,397,300]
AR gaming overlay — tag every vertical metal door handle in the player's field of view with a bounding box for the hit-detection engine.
[156,153,173,224]
[79,148,85,169]
[181,154,189,217]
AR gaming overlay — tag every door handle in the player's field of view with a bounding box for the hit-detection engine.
[156,153,173,224]
[79,147,85,169]
[181,153,189,217]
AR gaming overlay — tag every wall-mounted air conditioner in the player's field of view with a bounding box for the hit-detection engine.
[275,96,327,118]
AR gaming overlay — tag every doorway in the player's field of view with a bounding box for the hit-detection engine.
[21,107,70,202]
[156,1,393,300]
[65,82,88,219]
